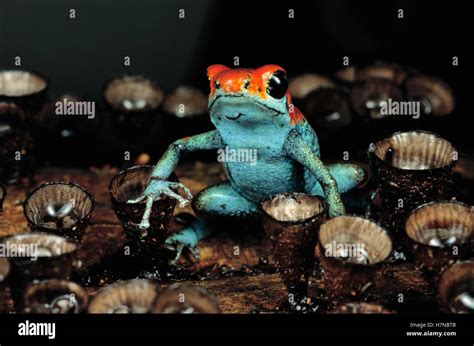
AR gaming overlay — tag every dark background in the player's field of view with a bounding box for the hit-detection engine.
[0,0,469,92]
[0,0,472,164]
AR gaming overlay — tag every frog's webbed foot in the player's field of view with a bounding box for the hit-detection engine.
[165,225,202,261]
[311,163,367,196]
[128,179,193,229]
[165,218,222,261]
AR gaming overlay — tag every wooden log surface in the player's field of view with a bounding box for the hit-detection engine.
[0,162,437,313]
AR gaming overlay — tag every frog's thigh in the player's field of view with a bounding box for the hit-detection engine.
[192,181,259,217]
[310,163,366,195]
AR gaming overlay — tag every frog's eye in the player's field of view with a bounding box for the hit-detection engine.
[266,70,288,99]
[214,80,220,89]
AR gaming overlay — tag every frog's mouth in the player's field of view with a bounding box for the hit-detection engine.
[209,94,284,117]
[224,113,245,120]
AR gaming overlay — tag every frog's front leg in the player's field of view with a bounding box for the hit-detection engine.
[128,130,224,228]
[166,182,259,260]
[284,130,352,217]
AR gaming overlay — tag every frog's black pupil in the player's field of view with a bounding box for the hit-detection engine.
[215,81,220,89]
[267,70,288,99]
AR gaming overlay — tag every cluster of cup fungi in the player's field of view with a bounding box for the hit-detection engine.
[272,62,473,313]
[0,70,215,314]
[0,175,220,313]
[1,62,473,314]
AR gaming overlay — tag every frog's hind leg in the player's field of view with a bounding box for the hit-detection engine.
[309,163,366,196]
[165,181,259,260]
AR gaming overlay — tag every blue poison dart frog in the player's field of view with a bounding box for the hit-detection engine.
[128,64,366,259]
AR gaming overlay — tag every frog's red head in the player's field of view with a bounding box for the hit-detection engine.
[207,64,305,126]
